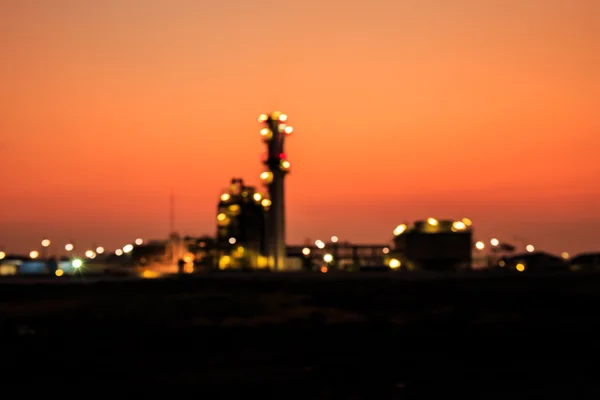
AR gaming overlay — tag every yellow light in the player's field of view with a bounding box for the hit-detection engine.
[220,193,231,201]
[260,171,273,183]
[452,221,466,231]
[253,193,262,202]
[218,255,231,270]
[462,218,472,227]
[260,128,272,139]
[29,250,39,259]
[475,241,485,250]
[261,198,272,207]
[389,258,401,269]
[427,218,438,226]
[284,126,293,134]
[217,213,227,221]
[561,252,569,260]
[281,160,291,169]
[516,263,525,272]
[302,247,311,256]
[257,114,268,123]
[0,251,5,260]
[183,252,195,263]
[55,269,64,277]
[228,204,240,215]
[41,239,51,247]
[141,269,161,279]
[323,254,333,263]
[271,111,282,120]
[393,224,407,236]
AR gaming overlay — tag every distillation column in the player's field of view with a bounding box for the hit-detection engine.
[257,112,293,271]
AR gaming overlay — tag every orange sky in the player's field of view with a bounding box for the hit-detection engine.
[1,0,599,256]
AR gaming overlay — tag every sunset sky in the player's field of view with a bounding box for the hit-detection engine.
[1,0,599,256]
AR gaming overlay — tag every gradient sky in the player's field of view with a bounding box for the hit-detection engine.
[1,0,599,256]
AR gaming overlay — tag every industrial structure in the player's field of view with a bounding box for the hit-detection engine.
[257,111,292,271]
[387,218,474,271]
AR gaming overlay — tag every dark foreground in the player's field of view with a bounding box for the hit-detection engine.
[1,272,599,398]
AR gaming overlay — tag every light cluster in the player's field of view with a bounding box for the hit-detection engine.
[258,111,293,182]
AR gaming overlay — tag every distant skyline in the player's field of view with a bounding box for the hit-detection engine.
[1,0,599,255]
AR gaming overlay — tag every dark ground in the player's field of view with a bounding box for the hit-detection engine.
[1,272,599,398]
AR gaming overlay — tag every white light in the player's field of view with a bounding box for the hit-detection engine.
[284,126,293,134]
[389,258,401,269]
[490,238,499,247]
[85,250,95,258]
[475,241,485,250]
[323,254,333,263]
[302,247,311,256]
[526,244,535,253]
[135,238,143,245]
[452,221,466,231]
[0,251,5,260]
[72,259,83,269]
[115,249,124,256]
[65,244,74,251]
[278,114,288,122]
[29,250,39,259]
[229,237,236,244]
[123,244,134,253]
[96,246,104,254]
[41,239,51,247]
[382,247,390,254]
[315,240,325,249]
[331,236,338,243]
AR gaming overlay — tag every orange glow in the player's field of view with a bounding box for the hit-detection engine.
[0,1,598,256]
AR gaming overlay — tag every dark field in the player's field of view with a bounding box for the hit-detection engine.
[1,272,600,398]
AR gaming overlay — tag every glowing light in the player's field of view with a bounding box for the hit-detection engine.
[277,124,287,133]
[498,260,506,267]
[65,244,74,251]
[257,114,268,123]
[475,241,485,250]
[320,266,328,273]
[253,192,262,202]
[72,259,83,269]
[393,224,407,236]
[315,240,325,249]
[490,238,499,247]
[323,254,333,263]
[123,244,134,253]
[85,250,95,258]
[115,249,123,256]
[260,171,273,183]
[261,198,272,208]
[516,263,526,272]
[220,193,231,202]
[271,111,282,120]
[462,218,472,227]
[278,113,288,122]
[526,244,535,253]
[41,239,51,247]
[0,251,5,260]
[217,213,227,221]
[382,247,390,254]
[389,258,401,269]
[29,250,39,259]
[427,218,438,226]
[135,238,143,245]
[331,235,338,243]
[141,270,161,279]
[183,252,195,263]
[561,252,569,260]
[228,237,236,245]
[284,126,293,134]
[452,221,466,231]
[55,269,64,277]
[228,204,240,215]
[96,246,104,254]
[281,160,291,169]
[260,128,272,139]
[302,247,311,256]
[279,153,286,159]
